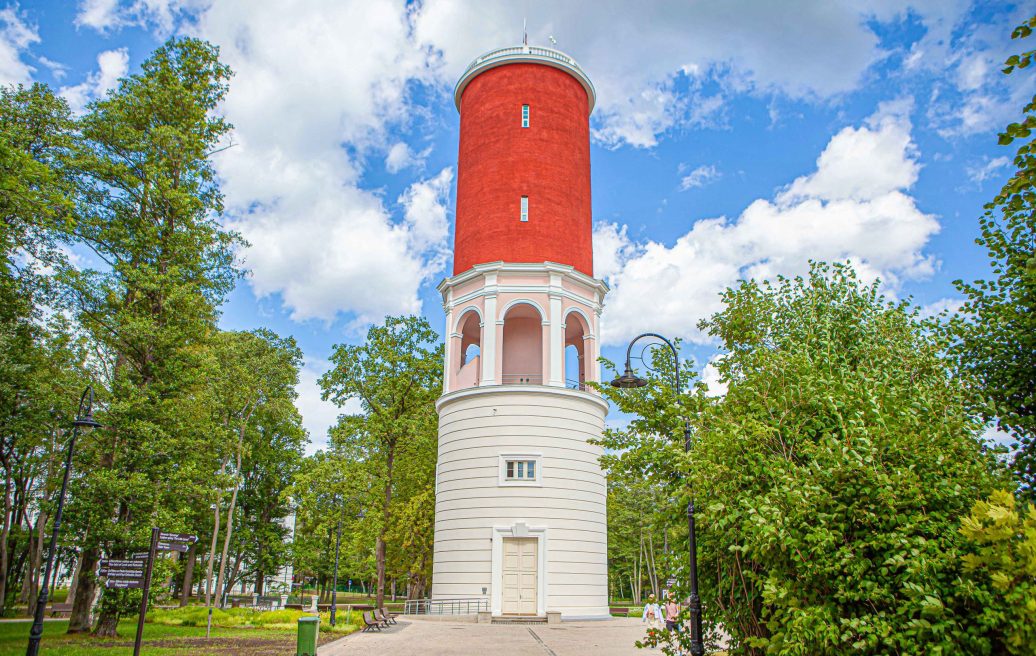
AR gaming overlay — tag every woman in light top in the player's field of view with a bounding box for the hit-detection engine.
[641,593,663,630]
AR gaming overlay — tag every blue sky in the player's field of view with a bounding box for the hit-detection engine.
[3,0,1031,449]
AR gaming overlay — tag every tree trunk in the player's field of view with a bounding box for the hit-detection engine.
[66,551,82,606]
[68,546,100,633]
[180,542,197,606]
[0,472,11,615]
[204,469,224,607]
[221,553,242,602]
[93,610,119,638]
[215,433,243,608]
[254,565,264,596]
[24,509,46,613]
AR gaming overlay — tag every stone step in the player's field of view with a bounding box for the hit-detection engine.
[491,615,547,624]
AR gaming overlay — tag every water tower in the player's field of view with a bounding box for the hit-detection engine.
[431,43,609,620]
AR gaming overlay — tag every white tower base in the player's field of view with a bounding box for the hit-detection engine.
[432,385,610,619]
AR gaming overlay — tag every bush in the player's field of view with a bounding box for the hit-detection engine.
[148,605,357,633]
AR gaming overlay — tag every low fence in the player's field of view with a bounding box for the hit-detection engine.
[404,598,489,616]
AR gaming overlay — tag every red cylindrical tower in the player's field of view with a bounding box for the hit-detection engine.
[453,47,596,277]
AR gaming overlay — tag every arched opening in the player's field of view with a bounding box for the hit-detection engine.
[501,303,543,385]
[564,312,589,390]
[455,310,481,389]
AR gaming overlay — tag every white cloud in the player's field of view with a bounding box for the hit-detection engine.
[966,155,1011,184]
[700,356,728,398]
[59,48,129,113]
[592,222,640,283]
[597,105,939,344]
[399,167,454,256]
[75,0,201,35]
[37,56,68,80]
[919,297,963,319]
[196,0,444,324]
[680,164,720,190]
[0,7,39,85]
[74,0,122,31]
[782,99,918,202]
[385,141,430,174]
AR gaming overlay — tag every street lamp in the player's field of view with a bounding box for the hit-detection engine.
[27,386,101,656]
[610,334,704,656]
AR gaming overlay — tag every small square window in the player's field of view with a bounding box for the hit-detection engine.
[504,459,537,481]
[521,104,529,128]
[520,196,528,222]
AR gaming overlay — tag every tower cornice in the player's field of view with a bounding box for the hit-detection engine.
[454,45,596,113]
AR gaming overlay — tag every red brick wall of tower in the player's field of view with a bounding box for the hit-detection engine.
[453,63,593,277]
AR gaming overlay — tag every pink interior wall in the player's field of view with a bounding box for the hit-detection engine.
[502,315,543,383]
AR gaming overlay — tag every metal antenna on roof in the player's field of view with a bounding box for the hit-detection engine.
[523,18,528,45]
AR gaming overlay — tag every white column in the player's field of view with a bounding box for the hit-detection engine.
[549,293,563,387]
[482,293,498,385]
[442,303,453,393]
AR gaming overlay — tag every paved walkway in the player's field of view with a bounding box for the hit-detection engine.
[321,618,655,656]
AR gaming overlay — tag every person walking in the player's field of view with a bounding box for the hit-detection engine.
[642,593,663,632]
[662,592,685,655]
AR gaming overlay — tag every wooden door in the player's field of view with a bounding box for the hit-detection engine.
[502,538,537,615]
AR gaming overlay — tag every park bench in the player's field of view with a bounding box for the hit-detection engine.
[609,607,629,617]
[361,611,382,632]
[49,603,73,618]
[375,607,396,625]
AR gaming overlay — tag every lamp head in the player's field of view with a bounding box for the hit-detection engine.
[610,366,648,389]
[73,385,102,430]
[73,412,101,429]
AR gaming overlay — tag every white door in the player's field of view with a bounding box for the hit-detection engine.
[502,538,537,615]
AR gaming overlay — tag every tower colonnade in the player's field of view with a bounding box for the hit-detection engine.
[441,261,606,394]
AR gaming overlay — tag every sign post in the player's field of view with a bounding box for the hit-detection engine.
[133,528,160,656]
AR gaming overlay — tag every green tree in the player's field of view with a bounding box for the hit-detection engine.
[60,37,240,636]
[951,15,1036,495]
[319,315,442,608]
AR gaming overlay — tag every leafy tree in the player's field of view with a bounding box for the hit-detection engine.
[604,263,1005,655]
[60,37,240,636]
[0,83,84,614]
[696,263,1003,654]
[957,490,1036,655]
[319,315,442,608]
[201,329,305,606]
[951,15,1036,495]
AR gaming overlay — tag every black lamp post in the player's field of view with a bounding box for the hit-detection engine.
[26,386,101,656]
[610,334,703,656]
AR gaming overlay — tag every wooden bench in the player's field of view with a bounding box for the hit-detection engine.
[361,611,382,632]
[375,608,396,625]
[609,607,629,617]
[49,603,73,618]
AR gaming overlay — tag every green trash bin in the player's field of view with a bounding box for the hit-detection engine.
[297,616,320,656]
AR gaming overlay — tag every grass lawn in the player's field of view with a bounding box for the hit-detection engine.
[0,619,348,656]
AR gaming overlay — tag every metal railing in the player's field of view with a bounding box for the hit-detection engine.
[461,45,589,80]
[404,598,489,615]
[501,373,543,385]
[565,378,588,391]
